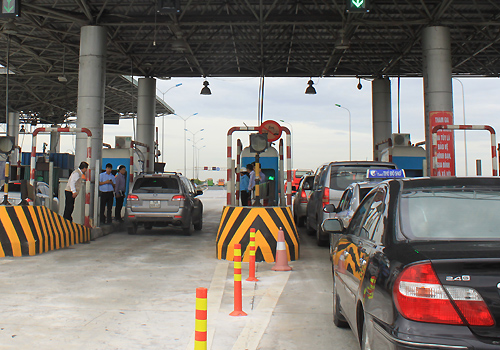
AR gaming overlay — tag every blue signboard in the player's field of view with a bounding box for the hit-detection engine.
[367,168,405,179]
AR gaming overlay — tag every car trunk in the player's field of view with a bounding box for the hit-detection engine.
[410,241,500,339]
[131,177,183,213]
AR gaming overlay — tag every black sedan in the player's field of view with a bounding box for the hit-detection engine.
[324,177,500,350]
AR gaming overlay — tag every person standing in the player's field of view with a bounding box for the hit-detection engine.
[239,167,250,206]
[99,163,115,225]
[114,165,127,222]
[63,161,89,222]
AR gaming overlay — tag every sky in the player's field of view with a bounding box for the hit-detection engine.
[22,75,500,180]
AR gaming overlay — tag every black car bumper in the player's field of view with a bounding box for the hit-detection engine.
[371,317,500,350]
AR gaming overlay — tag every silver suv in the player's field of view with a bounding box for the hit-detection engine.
[125,172,203,235]
[306,161,397,246]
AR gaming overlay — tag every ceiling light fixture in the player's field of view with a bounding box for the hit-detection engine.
[305,79,316,95]
[200,80,211,95]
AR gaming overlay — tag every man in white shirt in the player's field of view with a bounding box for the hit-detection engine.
[63,162,89,222]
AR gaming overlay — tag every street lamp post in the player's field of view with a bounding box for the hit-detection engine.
[335,104,351,161]
[157,83,182,163]
[194,145,206,179]
[174,113,198,175]
[453,78,468,176]
[279,119,293,169]
[187,135,204,179]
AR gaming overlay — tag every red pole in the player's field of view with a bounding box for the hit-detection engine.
[246,228,259,282]
[230,244,247,316]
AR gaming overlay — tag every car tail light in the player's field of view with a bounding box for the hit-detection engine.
[127,194,139,201]
[300,190,308,203]
[172,195,185,201]
[26,198,33,204]
[394,262,494,326]
[322,187,329,208]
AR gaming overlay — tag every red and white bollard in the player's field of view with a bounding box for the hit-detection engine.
[230,244,247,316]
[246,228,259,282]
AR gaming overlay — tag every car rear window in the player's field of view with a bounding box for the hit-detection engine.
[400,188,500,240]
[295,170,311,178]
[329,165,396,190]
[133,177,180,193]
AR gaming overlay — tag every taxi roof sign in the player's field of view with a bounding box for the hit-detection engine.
[367,168,405,179]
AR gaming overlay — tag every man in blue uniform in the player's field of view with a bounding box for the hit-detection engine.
[99,163,115,225]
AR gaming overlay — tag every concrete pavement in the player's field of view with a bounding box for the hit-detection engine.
[0,188,358,350]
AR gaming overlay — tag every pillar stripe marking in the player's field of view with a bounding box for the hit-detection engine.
[32,207,47,253]
[27,207,43,254]
[217,206,244,259]
[46,208,60,249]
[224,208,261,261]
[215,206,233,242]
[0,215,13,257]
[271,207,299,249]
[55,211,71,247]
[7,207,30,256]
[0,238,4,257]
[14,206,36,256]
[41,207,55,250]
[48,209,64,248]
[0,207,21,257]
[38,206,52,252]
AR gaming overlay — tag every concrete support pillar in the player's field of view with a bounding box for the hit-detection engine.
[372,78,392,160]
[75,25,107,222]
[136,77,156,173]
[50,124,60,154]
[422,26,454,175]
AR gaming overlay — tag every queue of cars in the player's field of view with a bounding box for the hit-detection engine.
[292,162,500,349]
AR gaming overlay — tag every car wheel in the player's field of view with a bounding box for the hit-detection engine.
[316,222,328,247]
[306,218,315,235]
[127,223,138,235]
[333,277,349,328]
[183,216,192,236]
[360,317,372,350]
[194,214,203,231]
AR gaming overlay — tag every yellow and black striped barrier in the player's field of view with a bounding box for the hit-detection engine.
[0,206,91,257]
[216,206,299,263]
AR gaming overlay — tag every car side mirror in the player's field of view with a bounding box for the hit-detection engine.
[321,219,344,234]
[303,182,311,190]
[323,204,336,213]
[196,190,203,196]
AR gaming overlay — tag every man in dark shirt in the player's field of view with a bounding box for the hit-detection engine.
[114,165,127,222]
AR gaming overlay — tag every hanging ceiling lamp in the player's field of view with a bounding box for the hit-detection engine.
[305,79,316,95]
[200,80,211,95]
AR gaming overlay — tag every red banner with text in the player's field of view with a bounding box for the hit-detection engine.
[430,111,455,176]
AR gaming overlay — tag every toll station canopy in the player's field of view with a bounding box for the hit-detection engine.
[0,1,499,123]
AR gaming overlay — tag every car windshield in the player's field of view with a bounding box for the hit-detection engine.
[400,188,500,240]
[330,165,395,190]
[133,177,180,193]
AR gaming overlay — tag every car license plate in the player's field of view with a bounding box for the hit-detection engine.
[149,200,161,208]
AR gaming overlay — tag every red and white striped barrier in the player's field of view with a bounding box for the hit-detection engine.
[129,140,151,183]
[236,139,242,202]
[283,127,292,206]
[31,127,93,227]
[432,124,497,176]
[227,126,259,205]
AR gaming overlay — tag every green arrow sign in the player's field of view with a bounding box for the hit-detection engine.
[1,0,19,17]
[347,0,369,13]
[352,0,364,8]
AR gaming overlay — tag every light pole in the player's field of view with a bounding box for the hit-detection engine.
[453,78,468,176]
[335,104,351,161]
[279,119,293,169]
[174,112,198,175]
[187,136,204,179]
[194,145,206,179]
[157,83,182,163]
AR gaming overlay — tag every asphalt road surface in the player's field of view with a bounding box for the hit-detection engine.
[0,187,359,350]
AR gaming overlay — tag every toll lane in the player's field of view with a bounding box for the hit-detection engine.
[0,188,358,350]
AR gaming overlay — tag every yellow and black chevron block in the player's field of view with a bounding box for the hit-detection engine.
[216,206,299,263]
[0,206,90,257]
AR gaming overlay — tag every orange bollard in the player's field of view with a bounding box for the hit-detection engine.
[272,227,292,271]
[246,228,259,282]
[195,287,208,350]
[230,244,247,316]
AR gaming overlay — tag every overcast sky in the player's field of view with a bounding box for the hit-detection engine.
[24,76,500,180]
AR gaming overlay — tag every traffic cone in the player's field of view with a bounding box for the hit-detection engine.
[272,227,292,271]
